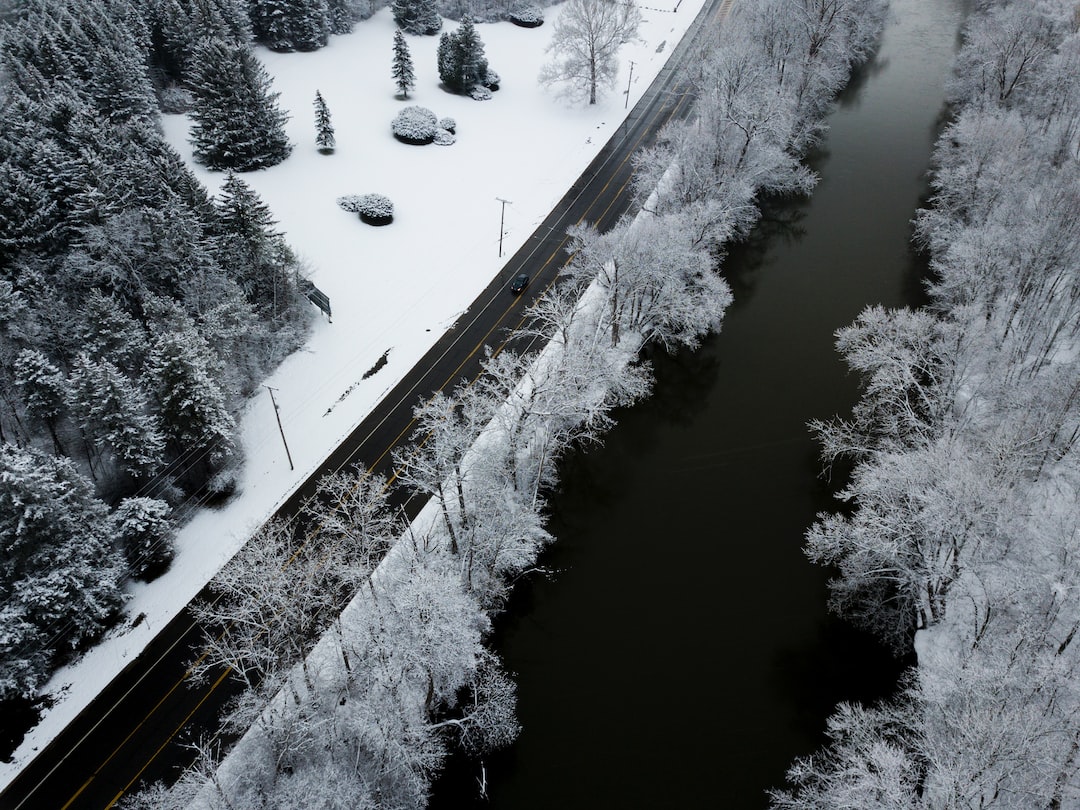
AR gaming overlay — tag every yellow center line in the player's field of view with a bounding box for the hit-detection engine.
[101,668,233,809]
[59,5,733,805]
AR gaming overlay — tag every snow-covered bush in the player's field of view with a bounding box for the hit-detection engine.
[434,129,456,145]
[391,105,438,144]
[483,68,500,91]
[113,497,174,581]
[338,194,394,224]
[509,3,543,27]
[438,116,457,133]
[205,468,238,504]
[469,85,493,101]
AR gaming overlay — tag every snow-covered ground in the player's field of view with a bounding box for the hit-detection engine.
[0,0,706,787]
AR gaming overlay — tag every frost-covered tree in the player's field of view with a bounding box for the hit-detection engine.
[563,214,732,351]
[392,0,441,36]
[769,685,925,810]
[393,391,481,556]
[392,29,416,98]
[112,497,174,581]
[326,0,361,33]
[67,352,165,482]
[538,0,640,105]
[147,316,235,491]
[250,0,332,51]
[13,348,68,454]
[187,37,292,171]
[0,160,62,264]
[148,0,253,83]
[437,14,489,94]
[190,519,324,689]
[312,89,335,151]
[213,172,294,317]
[0,444,125,702]
[76,289,149,375]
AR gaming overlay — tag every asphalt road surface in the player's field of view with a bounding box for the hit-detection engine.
[0,1,735,807]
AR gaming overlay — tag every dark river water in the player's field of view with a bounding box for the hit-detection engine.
[433,0,966,806]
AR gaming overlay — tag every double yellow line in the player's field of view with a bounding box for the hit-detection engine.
[46,3,740,806]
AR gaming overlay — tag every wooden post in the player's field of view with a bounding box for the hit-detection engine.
[265,386,294,471]
[496,197,512,257]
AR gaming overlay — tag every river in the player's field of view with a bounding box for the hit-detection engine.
[432,0,967,806]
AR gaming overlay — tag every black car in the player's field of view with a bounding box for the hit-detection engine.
[509,273,530,294]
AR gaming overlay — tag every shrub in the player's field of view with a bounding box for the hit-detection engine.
[434,129,456,145]
[438,117,457,133]
[338,194,394,225]
[483,68,500,91]
[509,3,543,27]
[205,468,238,504]
[469,85,492,101]
[391,105,438,144]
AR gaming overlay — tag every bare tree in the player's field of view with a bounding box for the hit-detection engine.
[538,0,640,105]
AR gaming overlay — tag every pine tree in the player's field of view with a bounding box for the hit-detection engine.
[67,352,165,481]
[392,0,441,36]
[392,29,416,98]
[437,15,488,94]
[12,348,68,454]
[0,161,62,263]
[112,497,174,581]
[327,0,358,34]
[290,0,332,51]
[313,90,335,152]
[87,35,156,125]
[151,0,252,83]
[0,443,125,702]
[250,0,331,51]
[77,289,149,375]
[188,38,292,172]
[148,317,235,491]
[213,172,292,315]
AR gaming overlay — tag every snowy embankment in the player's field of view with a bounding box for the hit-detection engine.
[0,0,707,789]
[773,2,1080,807]
[152,2,897,808]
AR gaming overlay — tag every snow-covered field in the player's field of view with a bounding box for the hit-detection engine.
[0,0,705,788]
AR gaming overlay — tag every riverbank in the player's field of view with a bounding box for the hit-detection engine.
[164,2,897,808]
[777,0,1080,805]
[434,0,966,805]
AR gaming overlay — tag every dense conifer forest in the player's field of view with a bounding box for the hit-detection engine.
[0,0,316,711]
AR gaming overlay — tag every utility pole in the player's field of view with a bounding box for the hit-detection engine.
[496,197,512,257]
[264,385,293,471]
[625,60,635,109]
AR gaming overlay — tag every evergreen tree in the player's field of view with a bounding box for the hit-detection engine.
[148,316,235,490]
[213,172,292,316]
[112,497,174,581]
[67,352,165,481]
[327,0,358,34]
[87,36,156,125]
[12,348,68,454]
[0,161,61,263]
[188,37,292,171]
[0,443,125,702]
[290,0,332,50]
[150,0,252,84]
[392,29,416,98]
[76,289,149,375]
[313,90,335,151]
[437,15,488,93]
[250,0,331,51]
[392,0,441,36]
